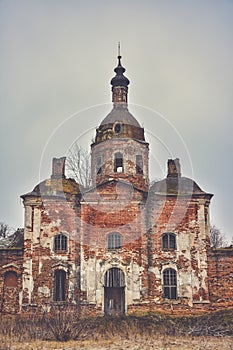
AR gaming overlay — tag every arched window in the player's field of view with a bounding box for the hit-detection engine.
[54,234,67,252]
[107,232,122,250]
[163,268,177,300]
[114,152,123,173]
[4,271,18,288]
[136,155,143,174]
[96,155,103,175]
[114,123,121,133]
[162,232,176,250]
[104,268,125,287]
[54,270,66,301]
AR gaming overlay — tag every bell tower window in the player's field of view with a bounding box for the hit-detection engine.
[136,155,143,174]
[96,155,103,175]
[114,152,123,173]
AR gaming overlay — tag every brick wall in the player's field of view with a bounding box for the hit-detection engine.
[0,249,23,313]
[208,248,233,307]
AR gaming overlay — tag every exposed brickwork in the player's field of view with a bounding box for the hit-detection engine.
[0,57,232,316]
[0,249,23,314]
[91,138,149,191]
[208,249,233,307]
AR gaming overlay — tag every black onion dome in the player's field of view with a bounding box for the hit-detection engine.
[110,56,130,87]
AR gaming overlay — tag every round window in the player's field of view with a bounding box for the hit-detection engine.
[114,123,121,133]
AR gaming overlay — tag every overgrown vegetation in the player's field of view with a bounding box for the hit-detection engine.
[0,309,233,348]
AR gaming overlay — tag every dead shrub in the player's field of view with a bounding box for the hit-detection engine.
[42,305,89,341]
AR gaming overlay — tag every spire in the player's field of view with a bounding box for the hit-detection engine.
[110,44,130,106]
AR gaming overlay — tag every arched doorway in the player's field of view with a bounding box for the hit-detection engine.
[104,268,125,316]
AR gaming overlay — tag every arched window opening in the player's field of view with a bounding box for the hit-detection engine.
[54,234,67,252]
[114,153,123,173]
[163,268,177,300]
[4,271,18,288]
[54,270,66,301]
[114,123,121,133]
[107,232,122,250]
[104,268,125,287]
[162,232,176,250]
[136,155,143,174]
[96,155,103,175]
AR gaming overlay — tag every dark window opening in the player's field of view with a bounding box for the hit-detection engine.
[31,206,34,231]
[114,153,123,173]
[104,268,125,287]
[97,155,103,175]
[162,232,176,250]
[163,268,177,300]
[107,232,122,250]
[136,155,143,174]
[114,123,121,133]
[54,270,66,301]
[54,234,68,252]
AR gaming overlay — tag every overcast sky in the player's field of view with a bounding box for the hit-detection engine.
[0,0,233,242]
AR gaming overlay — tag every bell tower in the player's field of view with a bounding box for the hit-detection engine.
[91,50,149,191]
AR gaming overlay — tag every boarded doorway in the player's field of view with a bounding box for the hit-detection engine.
[104,268,125,316]
[2,271,19,314]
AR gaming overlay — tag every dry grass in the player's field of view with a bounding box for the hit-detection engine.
[1,336,233,350]
[0,309,233,349]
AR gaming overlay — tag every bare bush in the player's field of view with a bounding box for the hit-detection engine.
[42,305,89,341]
[0,309,232,345]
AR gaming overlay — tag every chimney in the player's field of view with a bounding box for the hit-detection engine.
[51,157,66,179]
[167,158,181,177]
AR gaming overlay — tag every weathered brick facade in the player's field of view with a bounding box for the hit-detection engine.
[1,55,233,315]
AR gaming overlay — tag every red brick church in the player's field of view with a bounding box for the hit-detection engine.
[0,54,233,315]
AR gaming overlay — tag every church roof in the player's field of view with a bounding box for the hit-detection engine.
[21,177,80,199]
[94,52,145,143]
[150,176,213,197]
[100,105,141,128]
[83,178,146,195]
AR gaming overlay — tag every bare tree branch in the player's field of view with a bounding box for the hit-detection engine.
[66,144,91,188]
[0,222,14,238]
[210,225,227,248]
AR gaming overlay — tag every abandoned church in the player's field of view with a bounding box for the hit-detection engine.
[1,54,233,316]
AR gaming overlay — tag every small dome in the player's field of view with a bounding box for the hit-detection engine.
[150,176,206,196]
[94,53,145,143]
[21,178,80,199]
[100,106,141,128]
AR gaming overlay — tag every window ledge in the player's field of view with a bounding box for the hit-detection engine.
[107,249,122,253]
[163,299,181,304]
[52,301,67,305]
[162,249,177,252]
[193,300,210,304]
